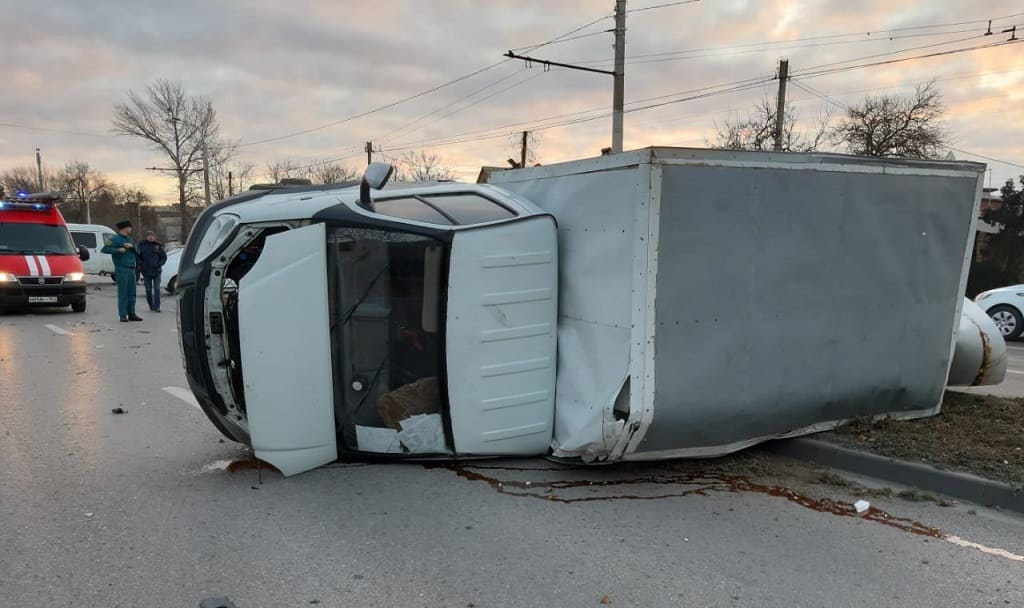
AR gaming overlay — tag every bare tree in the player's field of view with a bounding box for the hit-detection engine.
[394,150,455,182]
[831,81,946,159]
[263,160,303,183]
[309,161,359,185]
[112,79,219,237]
[709,96,829,152]
[56,161,111,223]
[1,165,57,195]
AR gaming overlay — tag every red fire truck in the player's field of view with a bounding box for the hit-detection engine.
[0,192,90,312]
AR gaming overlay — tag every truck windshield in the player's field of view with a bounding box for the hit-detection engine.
[327,227,448,455]
[0,223,76,254]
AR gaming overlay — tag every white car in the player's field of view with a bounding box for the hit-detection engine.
[975,284,1024,339]
[161,248,183,293]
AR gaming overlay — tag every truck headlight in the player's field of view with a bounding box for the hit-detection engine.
[193,214,240,264]
[64,272,85,282]
[0,272,16,282]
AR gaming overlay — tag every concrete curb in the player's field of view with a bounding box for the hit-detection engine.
[764,437,1024,514]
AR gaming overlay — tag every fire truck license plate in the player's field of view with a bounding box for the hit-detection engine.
[28,297,58,303]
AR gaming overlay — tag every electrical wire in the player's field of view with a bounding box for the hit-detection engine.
[0,122,112,138]
[794,38,1021,79]
[628,0,701,13]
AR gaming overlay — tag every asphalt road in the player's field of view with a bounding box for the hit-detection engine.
[1,280,1022,607]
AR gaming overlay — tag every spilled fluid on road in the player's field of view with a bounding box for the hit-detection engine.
[425,462,943,538]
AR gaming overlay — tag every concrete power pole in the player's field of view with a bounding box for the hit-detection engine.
[772,59,790,152]
[520,131,529,168]
[35,148,44,191]
[228,170,234,196]
[611,0,627,153]
[201,140,212,206]
[365,141,373,166]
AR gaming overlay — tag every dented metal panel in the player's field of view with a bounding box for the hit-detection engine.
[491,147,986,461]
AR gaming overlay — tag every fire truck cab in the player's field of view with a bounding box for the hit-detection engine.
[0,192,91,313]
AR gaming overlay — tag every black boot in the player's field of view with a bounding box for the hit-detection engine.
[128,314,143,321]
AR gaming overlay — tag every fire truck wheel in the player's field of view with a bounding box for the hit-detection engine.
[71,298,87,313]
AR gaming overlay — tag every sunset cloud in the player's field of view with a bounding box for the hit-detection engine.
[2,0,1022,201]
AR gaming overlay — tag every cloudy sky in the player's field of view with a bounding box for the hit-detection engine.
[2,0,1023,203]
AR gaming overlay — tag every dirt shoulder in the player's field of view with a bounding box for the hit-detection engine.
[818,391,1024,486]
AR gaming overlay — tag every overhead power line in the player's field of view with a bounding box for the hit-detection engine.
[628,0,701,13]
[570,10,1024,65]
[237,8,619,149]
[0,122,112,138]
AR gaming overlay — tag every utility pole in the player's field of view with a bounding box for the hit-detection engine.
[365,141,373,166]
[520,131,529,168]
[772,58,789,152]
[201,140,212,206]
[35,148,43,191]
[228,170,234,196]
[505,2,631,154]
[612,0,627,153]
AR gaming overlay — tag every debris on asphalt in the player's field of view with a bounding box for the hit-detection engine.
[600,594,613,604]
[111,407,125,414]
[84,512,93,517]
[854,500,870,514]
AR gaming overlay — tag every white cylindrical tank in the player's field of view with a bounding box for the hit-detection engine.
[948,298,1008,386]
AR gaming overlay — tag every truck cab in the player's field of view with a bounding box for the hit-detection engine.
[0,192,91,312]
[176,166,557,475]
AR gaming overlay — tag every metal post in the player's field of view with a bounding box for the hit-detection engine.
[773,59,789,152]
[228,170,234,196]
[201,140,212,206]
[365,141,373,166]
[520,131,528,168]
[35,148,43,191]
[611,0,627,153]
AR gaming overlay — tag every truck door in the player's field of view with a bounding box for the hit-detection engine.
[237,222,337,475]
[446,216,558,455]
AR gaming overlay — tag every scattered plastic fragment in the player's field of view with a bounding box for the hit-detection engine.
[111,407,125,415]
[854,500,870,514]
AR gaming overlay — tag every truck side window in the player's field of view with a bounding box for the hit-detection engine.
[423,194,516,224]
[374,197,453,225]
[72,232,97,248]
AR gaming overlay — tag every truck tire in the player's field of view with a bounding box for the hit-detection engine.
[988,304,1023,340]
[71,298,87,313]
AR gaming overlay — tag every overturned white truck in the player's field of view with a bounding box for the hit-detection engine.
[175,148,1004,476]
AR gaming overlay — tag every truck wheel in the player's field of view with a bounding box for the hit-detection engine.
[988,304,1023,340]
[71,298,87,313]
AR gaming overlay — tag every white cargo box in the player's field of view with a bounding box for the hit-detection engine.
[487,147,985,461]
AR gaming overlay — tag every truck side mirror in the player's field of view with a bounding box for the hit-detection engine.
[78,245,91,261]
[358,162,395,212]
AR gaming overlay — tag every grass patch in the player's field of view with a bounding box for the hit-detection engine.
[822,391,1024,485]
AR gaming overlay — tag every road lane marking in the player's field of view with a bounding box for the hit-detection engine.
[162,386,201,410]
[44,324,71,335]
[1006,370,1024,375]
[944,535,1024,562]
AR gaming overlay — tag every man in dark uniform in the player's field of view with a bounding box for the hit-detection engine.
[137,230,167,312]
[101,220,142,322]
